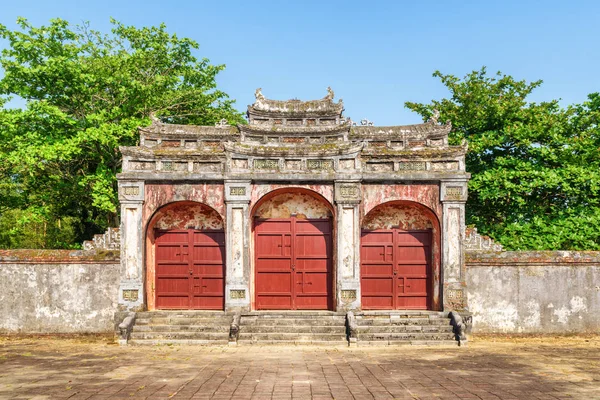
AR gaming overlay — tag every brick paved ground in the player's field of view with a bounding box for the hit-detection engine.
[0,335,599,399]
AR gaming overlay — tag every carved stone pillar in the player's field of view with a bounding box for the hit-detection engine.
[117,181,145,311]
[440,180,469,311]
[224,180,252,311]
[334,181,361,311]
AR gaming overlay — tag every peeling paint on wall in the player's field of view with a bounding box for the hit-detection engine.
[362,203,434,230]
[254,192,332,219]
[362,184,441,220]
[153,203,223,230]
[144,184,225,230]
[251,184,334,213]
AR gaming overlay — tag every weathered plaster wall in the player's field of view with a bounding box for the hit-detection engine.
[254,192,332,219]
[467,251,600,333]
[250,184,334,213]
[361,184,441,219]
[144,183,225,226]
[0,251,119,333]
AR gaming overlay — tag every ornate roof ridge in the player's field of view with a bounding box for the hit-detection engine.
[139,121,239,136]
[248,87,344,117]
[351,121,452,135]
[239,122,350,135]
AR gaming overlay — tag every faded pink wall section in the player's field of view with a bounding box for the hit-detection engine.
[144,184,225,228]
[250,184,334,213]
[143,184,225,311]
[254,192,333,219]
[362,184,441,220]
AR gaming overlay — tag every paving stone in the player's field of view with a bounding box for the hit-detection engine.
[0,337,599,399]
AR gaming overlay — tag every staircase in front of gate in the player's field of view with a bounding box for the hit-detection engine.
[352,311,456,346]
[237,311,347,345]
[128,311,231,345]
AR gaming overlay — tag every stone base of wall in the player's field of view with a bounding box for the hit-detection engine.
[0,250,119,334]
[466,251,600,334]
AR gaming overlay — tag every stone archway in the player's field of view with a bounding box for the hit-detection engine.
[251,189,335,310]
[360,201,441,310]
[146,201,225,310]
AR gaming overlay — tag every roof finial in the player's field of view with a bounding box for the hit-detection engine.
[428,109,440,124]
[325,86,334,100]
[149,111,162,125]
[255,88,265,101]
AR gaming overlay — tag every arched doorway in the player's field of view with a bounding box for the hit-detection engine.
[361,201,440,310]
[147,201,225,310]
[252,189,334,310]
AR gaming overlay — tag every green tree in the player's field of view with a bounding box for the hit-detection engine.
[0,18,245,248]
[406,68,600,250]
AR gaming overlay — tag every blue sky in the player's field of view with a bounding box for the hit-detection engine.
[1,0,599,125]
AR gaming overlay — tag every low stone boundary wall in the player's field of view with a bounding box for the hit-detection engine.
[0,250,119,333]
[466,251,600,333]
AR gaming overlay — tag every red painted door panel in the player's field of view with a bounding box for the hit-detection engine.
[361,229,431,310]
[155,229,225,310]
[255,217,332,310]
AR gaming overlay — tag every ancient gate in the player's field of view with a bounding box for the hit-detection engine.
[360,201,439,310]
[253,191,333,310]
[148,202,225,310]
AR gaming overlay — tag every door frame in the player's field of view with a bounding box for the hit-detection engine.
[154,228,225,310]
[253,216,333,310]
[360,228,433,310]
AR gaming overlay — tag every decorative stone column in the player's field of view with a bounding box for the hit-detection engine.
[334,181,362,311]
[117,181,145,311]
[440,180,469,311]
[224,180,252,311]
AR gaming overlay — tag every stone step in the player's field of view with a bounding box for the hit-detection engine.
[238,333,347,342]
[135,311,230,318]
[241,325,346,334]
[358,311,447,317]
[356,332,455,341]
[240,317,345,326]
[355,317,450,326]
[237,340,348,346]
[356,340,458,347]
[356,325,454,334]
[135,317,231,326]
[132,325,230,333]
[129,339,229,346]
[129,332,229,340]
[243,311,344,317]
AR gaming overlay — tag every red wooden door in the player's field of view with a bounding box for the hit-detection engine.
[155,229,225,310]
[254,217,332,310]
[361,229,431,310]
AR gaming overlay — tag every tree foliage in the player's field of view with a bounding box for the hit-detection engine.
[406,68,600,250]
[0,18,245,248]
